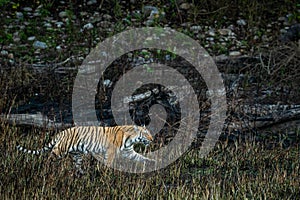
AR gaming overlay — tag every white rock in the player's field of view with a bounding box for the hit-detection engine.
[103,79,112,87]
[190,25,201,32]
[33,12,41,17]
[237,19,246,26]
[215,54,228,61]
[59,11,67,18]
[56,45,62,51]
[83,23,94,30]
[55,22,64,28]
[13,32,20,42]
[33,41,48,49]
[27,36,36,41]
[180,3,190,10]
[16,12,24,19]
[280,29,287,34]
[8,53,14,59]
[229,51,241,56]
[206,37,214,41]
[87,0,97,5]
[218,28,232,36]
[144,6,159,19]
[103,14,112,20]
[1,50,8,56]
[23,7,32,12]
[208,29,216,36]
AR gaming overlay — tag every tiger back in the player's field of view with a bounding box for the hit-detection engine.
[17,125,154,174]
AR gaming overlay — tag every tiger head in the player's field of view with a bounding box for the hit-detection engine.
[133,125,153,146]
[122,125,154,149]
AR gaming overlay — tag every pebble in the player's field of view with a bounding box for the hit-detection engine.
[280,29,287,34]
[80,12,88,17]
[237,19,246,26]
[55,22,64,28]
[87,0,97,5]
[215,54,228,61]
[8,53,14,59]
[44,23,52,28]
[23,7,33,12]
[83,23,94,30]
[56,45,62,51]
[229,51,241,57]
[16,12,24,19]
[103,14,112,20]
[103,79,112,87]
[180,3,191,10]
[218,28,232,36]
[33,41,48,49]
[145,19,154,26]
[190,26,201,33]
[143,6,159,19]
[1,50,8,56]
[208,29,216,37]
[27,36,36,41]
[33,12,41,17]
[13,32,20,42]
[98,21,111,28]
[206,37,214,41]
[59,11,68,18]
[278,16,286,21]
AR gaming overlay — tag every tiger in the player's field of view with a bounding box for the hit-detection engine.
[17,125,155,174]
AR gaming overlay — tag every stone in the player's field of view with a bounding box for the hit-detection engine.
[218,28,232,36]
[23,7,32,12]
[237,19,246,26]
[43,23,52,28]
[190,25,202,33]
[16,12,24,19]
[13,32,20,42]
[33,41,48,49]
[103,14,112,20]
[229,51,241,57]
[83,23,94,30]
[56,45,62,51]
[143,6,159,19]
[87,0,97,5]
[59,11,68,18]
[208,29,216,36]
[55,22,64,28]
[99,21,111,28]
[1,50,8,56]
[27,36,36,41]
[180,3,190,10]
[8,53,14,59]
[206,37,214,41]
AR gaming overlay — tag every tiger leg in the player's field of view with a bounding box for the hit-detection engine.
[70,153,84,175]
[124,151,156,163]
[103,147,116,167]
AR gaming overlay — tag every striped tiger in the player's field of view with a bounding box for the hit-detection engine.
[17,125,154,174]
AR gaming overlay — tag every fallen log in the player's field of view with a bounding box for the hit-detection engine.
[0,113,72,129]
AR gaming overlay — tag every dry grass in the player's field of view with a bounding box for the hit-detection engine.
[0,122,299,199]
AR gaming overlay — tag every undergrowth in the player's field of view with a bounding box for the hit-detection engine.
[0,122,299,199]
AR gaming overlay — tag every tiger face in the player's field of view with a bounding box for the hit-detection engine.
[134,125,153,146]
[123,125,153,148]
